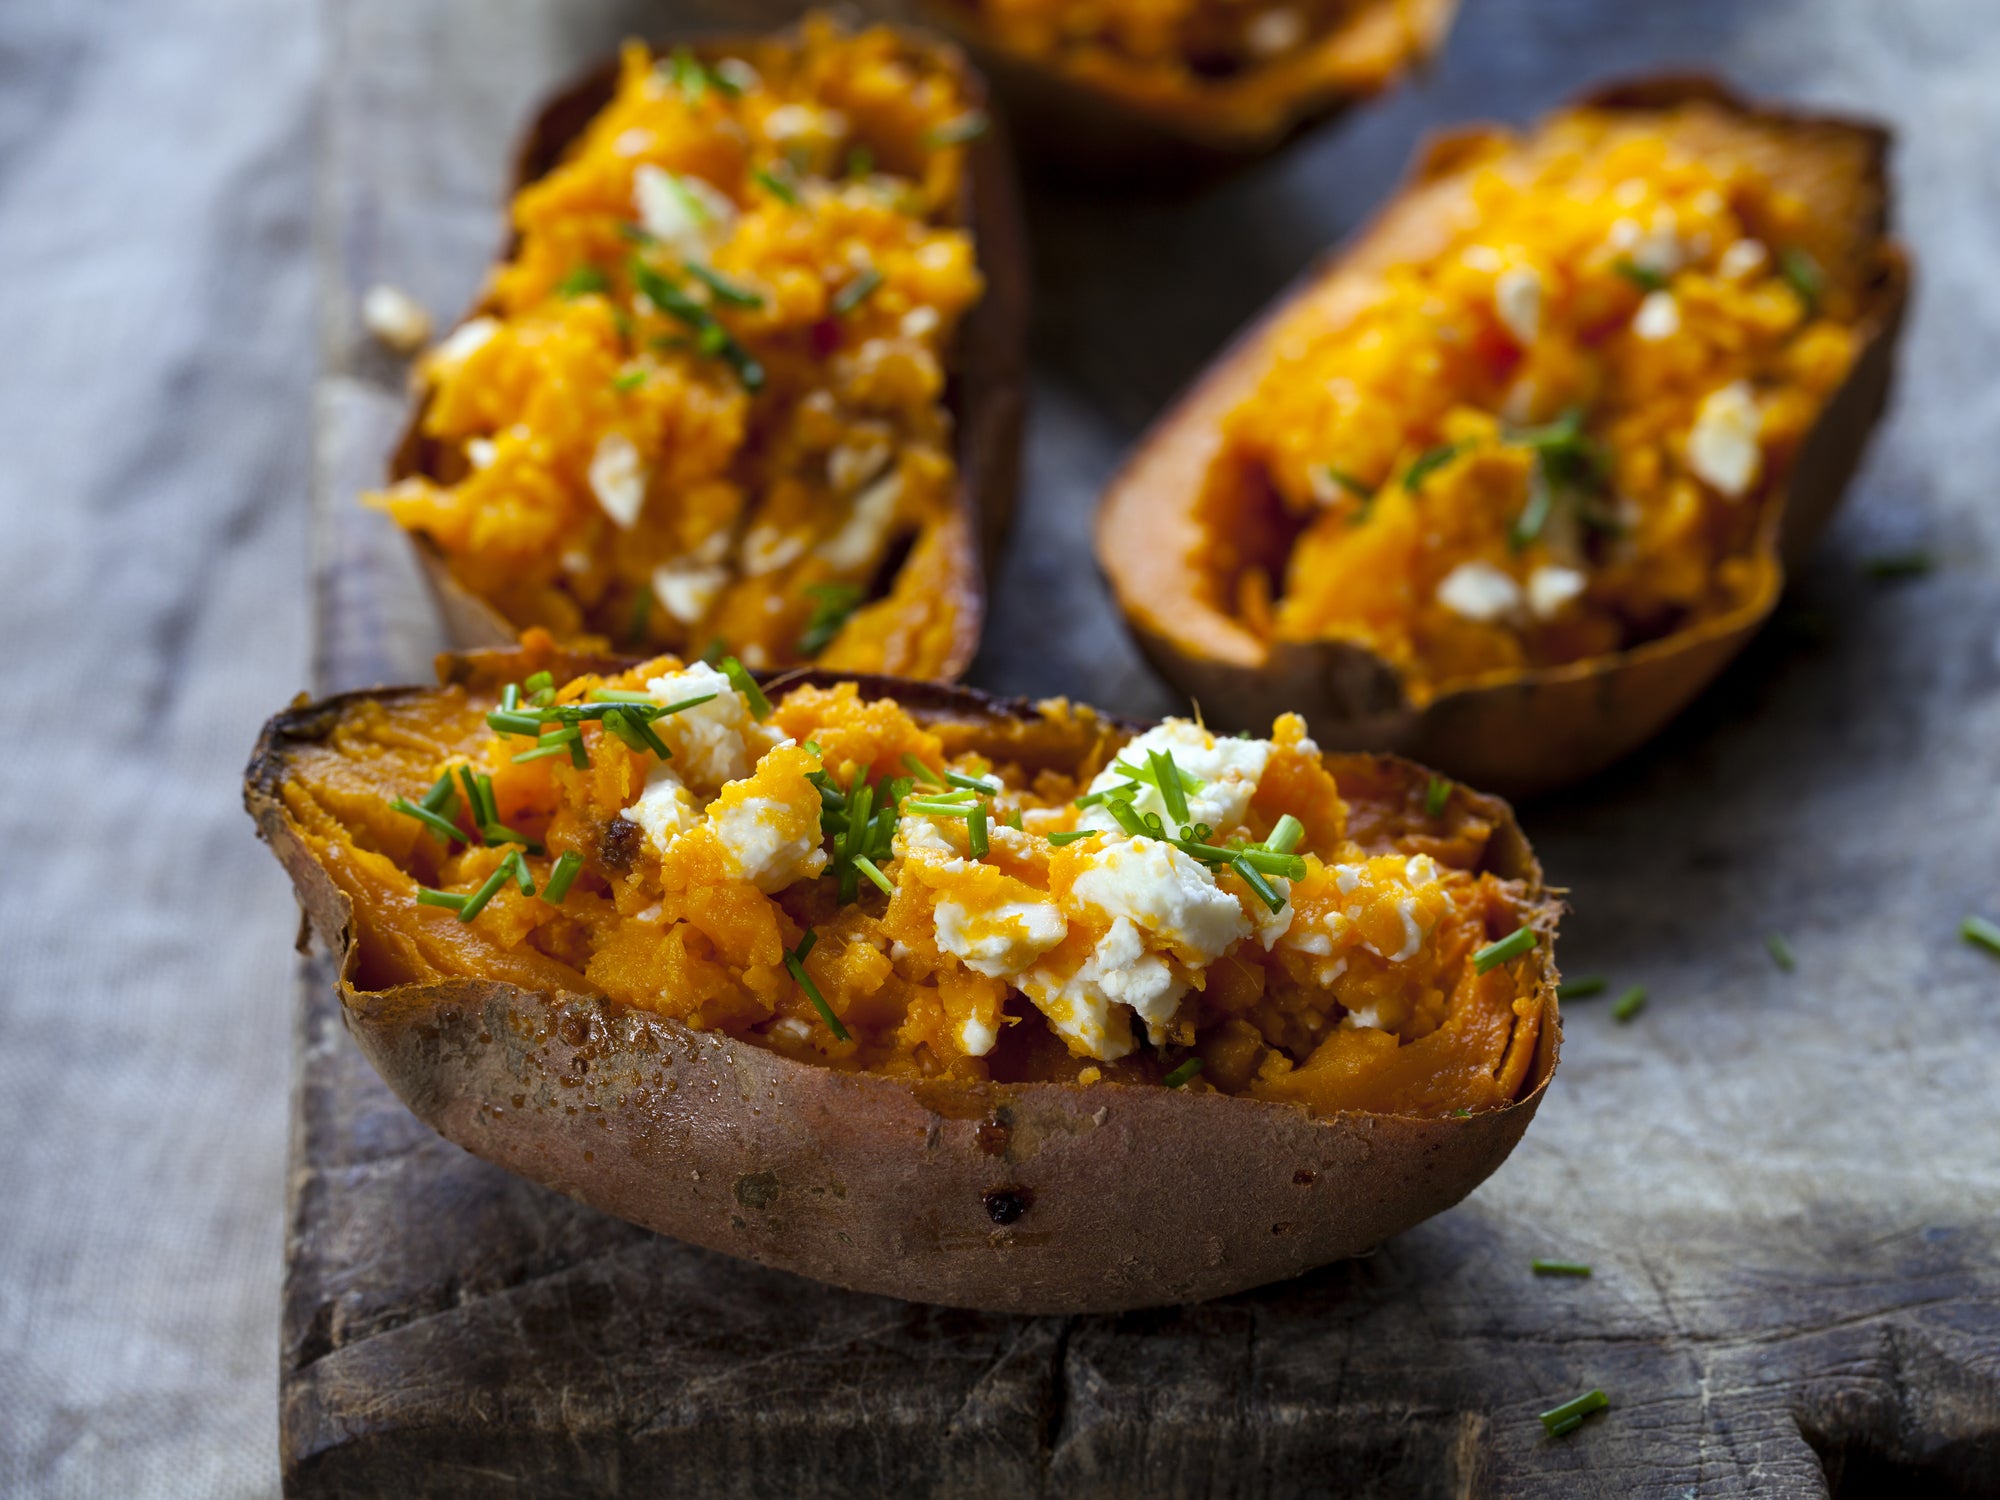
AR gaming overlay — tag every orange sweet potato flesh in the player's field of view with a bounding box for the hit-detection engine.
[246,643,1561,1311]
[1097,77,1910,796]
[390,22,1027,682]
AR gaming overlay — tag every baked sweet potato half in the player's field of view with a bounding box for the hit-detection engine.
[246,638,1560,1312]
[1099,77,1910,795]
[374,16,1027,681]
[900,0,1460,178]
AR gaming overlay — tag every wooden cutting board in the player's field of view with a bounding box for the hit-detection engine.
[284,0,2000,1492]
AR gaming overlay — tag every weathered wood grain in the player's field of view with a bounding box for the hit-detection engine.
[289,0,2000,1493]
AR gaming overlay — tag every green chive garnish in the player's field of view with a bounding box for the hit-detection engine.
[923,112,989,147]
[688,262,764,309]
[785,935,851,1042]
[1779,247,1823,315]
[1532,1260,1593,1277]
[901,754,944,787]
[852,855,894,896]
[1149,750,1190,826]
[1963,915,2000,957]
[1611,985,1648,1022]
[627,583,652,645]
[456,860,513,922]
[1509,463,1554,552]
[523,671,554,699]
[1230,856,1287,915]
[486,709,545,737]
[753,166,800,206]
[1473,927,1537,975]
[630,260,764,391]
[1865,550,1935,579]
[556,265,610,299]
[501,683,520,712]
[720,656,772,718]
[1402,442,1459,495]
[1264,814,1304,855]
[1321,465,1375,503]
[508,850,535,895]
[1765,932,1796,972]
[419,770,458,814]
[1556,976,1607,1000]
[967,801,989,859]
[416,888,467,912]
[1539,1389,1608,1438]
[846,146,875,178]
[1162,1057,1203,1089]
[1425,777,1451,818]
[611,368,647,393]
[798,582,864,655]
[831,267,883,316]
[905,799,975,818]
[539,851,583,906]
[941,768,999,794]
[1613,257,1668,292]
[391,797,467,846]
[1046,830,1096,846]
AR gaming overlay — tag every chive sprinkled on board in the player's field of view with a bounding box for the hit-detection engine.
[1163,1057,1204,1089]
[1963,915,2000,957]
[1540,1389,1609,1437]
[1611,985,1648,1022]
[1765,932,1797,972]
[785,931,851,1041]
[1532,1260,1593,1277]
[539,851,583,906]
[831,266,883,316]
[1425,777,1451,818]
[1556,976,1607,1000]
[1865,549,1935,579]
[1473,927,1537,975]
[1613,258,1667,293]
[720,656,772,718]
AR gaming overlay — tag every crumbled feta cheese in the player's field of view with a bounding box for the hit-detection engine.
[816,469,902,569]
[1629,209,1686,276]
[1436,561,1524,623]
[740,524,806,577]
[651,561,728,625]
[589,433,648,528]
[628,765,699,855]
[464,437,496,470]
[959,1013,999,1057]
[1494,265,1544,346]
[1244,7,1306,56]
[1633,290,1681,341]
[1459,244,1504,274]
[827,435,892,495]
[1075,721,1272,840]
[642,662,779,792]
[710,794,827,893]
[916,242,957,272]
[762,104,847,144]
[900,306,940,340]
[1067,837,1249,967]
[1687,381,1763,499]
[1251,877,1294,951]
[935,896,1067,980]
[633,165,737,258]
[1717,238,1769,281]
[613,128,655,157]
[1527,565,1588,620]
[427,315,498,374]
[1022,915,1190,1058]
[1612,178,1649,209]
[361,284,432,354]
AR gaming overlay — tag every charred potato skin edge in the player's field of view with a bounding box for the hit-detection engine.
[388,22,1030,682]
[1095,75,1912,797]
[246,648,1561,1314]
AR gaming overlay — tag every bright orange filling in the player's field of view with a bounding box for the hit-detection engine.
[952,0,1360,79]
[371,19,988,675]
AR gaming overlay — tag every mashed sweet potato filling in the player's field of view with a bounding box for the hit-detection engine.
[1204,102,1870,699]
[276,646,1544,1117]
[950,0,1366,81]
[371,21,987,674]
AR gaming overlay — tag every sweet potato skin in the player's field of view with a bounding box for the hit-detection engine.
[1096,76,1911,796]
[893,0,1460,182]
[245,649,1561,1313]
[391,24,1028,679]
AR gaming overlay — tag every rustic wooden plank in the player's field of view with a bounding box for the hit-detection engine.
[287,0,2000,1493]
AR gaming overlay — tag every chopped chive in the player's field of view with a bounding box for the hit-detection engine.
[1005,808,1024,831]
[1510,462,1554,552]
[611,368,648,393]
[1611,985,1648,1023]
[501,683,519,712]
[391,796,467,846]
[831,266,883,317]
[852,855,894,896]
[1613,257,1668,292]
[1473,926,1537,975]
[511,739,580,765]
[1046,830,1096,846]
[1765,932,1797,972]
[941,768,1000,795]
[1555,976,1607,1000]
[1320,465,1375,503]
[1539,1389,1608,1437]
[708,57,751,98]
[507,849,535,895]
[901,753,944,787]
[479,822,541,854]
[456,861,513,922]
[967,802,990,859]
[923,111,989,147]
[457,766,493,829]
[539,851,583,905]
[523,670,554,698]
[753,166,800,206]
[905,799,974,819]
[785,940,851,1042]
[846,146,875,178]
[1532,1260,1593,1277]
[798,582,864,655]
[1264,814,1305,855]
[1779,247,1823,315]
[1451,1107,1473,1117]
[1425,777,1451,818]
[627,583,652,644]
[1402,442,1460,495]
[1963,915,2000,957]
[419,770,458,814]
[1230,856,1287,915]
[630,260,765,391]
[416,888,467,911]
[617,221,656,245]
[556,265,610,299]
[700,636,729,666]
[588,688,656,703]
[1162,1057,1204,1089]
[1149,750,1191,826]
[668,47,707,103]
[1222,845,1306,881]
[486,709,545,737]
[609,706,671,759]
[651,692,718,718]
[687,261,764,309]
[720,656,772,718]
[1865,549,1935,579]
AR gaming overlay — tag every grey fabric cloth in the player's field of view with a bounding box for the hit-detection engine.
[0,0,315,1494]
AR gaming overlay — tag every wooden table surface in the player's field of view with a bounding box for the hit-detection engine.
[288,0,2000,1493]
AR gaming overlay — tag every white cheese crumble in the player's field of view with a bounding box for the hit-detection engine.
[1459,244,1504,274]
[935,897,1067,981]
[1716,238,1769,281]
[642,662,780,792]
[628,765,700,856]
[1436,561,1524,624]
[1244,7,1306,57]
[710,795,826,893]
[1687,381,1763,499]
[816,469,902,569]
[1632,290,1681,341]
[1493,265,1544,346]
[632,165,737,259]
[1527,565,1588,620]
[740,524,806,577]
[1068,837,1250,968]
[1075,720,1272,840]
[589,434,647,528]
[651,561,728,625]
[361,284,432,354]
[427,315,498,375]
